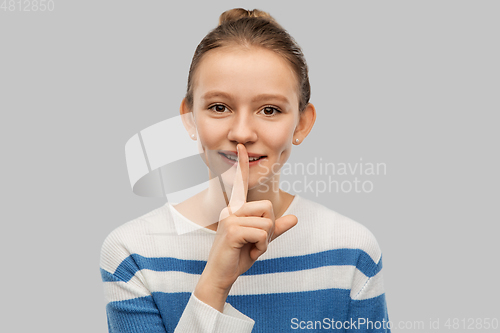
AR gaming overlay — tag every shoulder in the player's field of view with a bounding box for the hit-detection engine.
[290,195,382,264]
[100,204,172,272]
[102,204,167,244]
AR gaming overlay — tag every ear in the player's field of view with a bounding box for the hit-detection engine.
[293,103,316,144]
[179,98,197,140]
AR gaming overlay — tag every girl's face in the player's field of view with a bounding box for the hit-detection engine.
[186,46,305,191]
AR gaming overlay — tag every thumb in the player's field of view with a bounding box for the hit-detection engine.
[270,214,298,242]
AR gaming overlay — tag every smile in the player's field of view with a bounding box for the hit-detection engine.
[219,152,267,165]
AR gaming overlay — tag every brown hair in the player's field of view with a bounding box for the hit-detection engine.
[185,8,311,112]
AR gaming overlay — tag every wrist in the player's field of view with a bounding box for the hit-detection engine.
[194,274,232,312]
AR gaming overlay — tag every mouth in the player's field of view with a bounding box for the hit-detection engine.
[218,151,267,165]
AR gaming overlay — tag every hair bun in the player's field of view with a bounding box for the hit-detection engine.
[218,8,276,26]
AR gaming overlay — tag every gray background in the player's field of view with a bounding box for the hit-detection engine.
[2,0,498,332]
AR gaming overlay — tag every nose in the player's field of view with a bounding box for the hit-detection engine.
[227,110,258,144]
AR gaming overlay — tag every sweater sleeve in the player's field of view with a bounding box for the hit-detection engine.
[173,293,255,332]
[346,254,390,332]
[100,228,255,333]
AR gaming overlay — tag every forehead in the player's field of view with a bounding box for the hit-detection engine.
[193,46,299,107]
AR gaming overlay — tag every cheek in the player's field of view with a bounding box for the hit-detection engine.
[195,116,225,148]
[260,122,295,153]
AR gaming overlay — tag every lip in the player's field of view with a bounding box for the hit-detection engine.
[219,150,266,158]
[218,151,267,166]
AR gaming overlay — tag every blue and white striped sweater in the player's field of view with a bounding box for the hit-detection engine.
[100,195,390,332]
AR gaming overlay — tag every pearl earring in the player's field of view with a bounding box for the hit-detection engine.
[295,138,299,143]
[191,134,195,138]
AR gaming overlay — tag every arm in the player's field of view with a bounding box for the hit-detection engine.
[347,255,390,332]
[100,228,255,333]
[100,230,167,333]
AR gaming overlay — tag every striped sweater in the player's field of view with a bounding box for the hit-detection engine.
[100,194,390,332]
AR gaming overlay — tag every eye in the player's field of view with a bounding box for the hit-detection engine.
[259,106,282,117]
[208,104,229,113]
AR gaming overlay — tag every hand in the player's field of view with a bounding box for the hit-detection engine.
[194,144,298,311]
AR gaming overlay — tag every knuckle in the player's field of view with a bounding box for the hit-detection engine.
[265,218,273,231]
[265,200,275,214]
[260,239,269,252]
[225,223,239,236]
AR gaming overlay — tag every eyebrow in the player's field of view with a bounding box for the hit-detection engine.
[201,91,291,105]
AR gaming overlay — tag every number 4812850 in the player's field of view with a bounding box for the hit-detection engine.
[444,318,498,330]
[1,0,55,11]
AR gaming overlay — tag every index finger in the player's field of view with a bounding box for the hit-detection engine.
[228,143,249,214]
